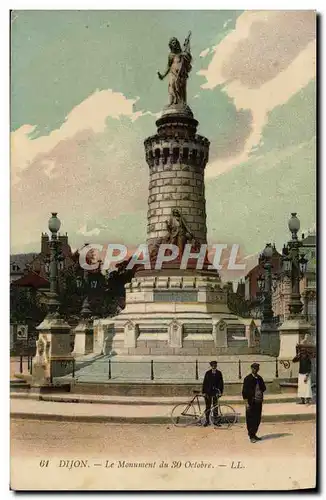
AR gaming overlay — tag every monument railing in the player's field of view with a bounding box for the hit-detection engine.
[99,357,296,382]
[11,356,299,383]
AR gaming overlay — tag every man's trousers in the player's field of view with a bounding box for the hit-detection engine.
[246,401,263,438]
[204,395,218,423]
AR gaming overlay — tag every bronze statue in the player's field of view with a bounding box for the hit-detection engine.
[157,32,192,107]
[165,208,194,255]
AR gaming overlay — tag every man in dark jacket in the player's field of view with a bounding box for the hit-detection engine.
[242,362,266,443]
[202,361,224,426]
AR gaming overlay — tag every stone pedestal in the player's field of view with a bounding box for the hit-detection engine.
[260,323,280,357]
[105,273,258,356]
[32,315,73,385]
[213,320,228,348]
[278,316,311,359]
[168,319,183,348]
[124,320,139,348]
[73,320,94,356]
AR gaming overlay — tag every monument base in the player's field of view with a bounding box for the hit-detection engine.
[101,273,260,356]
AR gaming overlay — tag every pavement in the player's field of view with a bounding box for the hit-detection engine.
[10,393,316,424]
[10,391,298,405]
[10,420,316,490]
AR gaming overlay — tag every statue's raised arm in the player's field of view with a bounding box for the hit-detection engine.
[183,31,192,56]
[157,32,192,108]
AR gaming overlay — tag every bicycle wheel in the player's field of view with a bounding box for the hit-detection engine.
[210,404,238,428]
[171,403,201,427]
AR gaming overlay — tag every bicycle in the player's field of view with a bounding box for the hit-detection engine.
[170,390,238,428]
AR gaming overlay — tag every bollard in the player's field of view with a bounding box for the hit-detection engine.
[108,359,112,380]
[238,359,242,380]
[72,359,75,379]
[150,360,154,380]
[195,359,199,380]
[275,358,279,378]
[19,356,23,373]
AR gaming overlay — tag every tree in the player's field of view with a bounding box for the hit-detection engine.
[227,291,251,318]
[10,285,47,326]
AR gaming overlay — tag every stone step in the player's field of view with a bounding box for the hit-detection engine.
[10,392,299,406]
[10,398,316,424]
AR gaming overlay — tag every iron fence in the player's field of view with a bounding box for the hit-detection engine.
[12,356,301,383]
[101,357,289,382]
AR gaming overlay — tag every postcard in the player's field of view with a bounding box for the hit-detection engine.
[10,9,316,491]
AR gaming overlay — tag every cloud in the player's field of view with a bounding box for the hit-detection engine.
[77,225,101,237]
[10,89,155,252]
[11,89,145,184]
[198,11,316,178]
[199,48,210,58]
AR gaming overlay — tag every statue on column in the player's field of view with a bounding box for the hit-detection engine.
[157,32,192,107]
[165,208,195,255]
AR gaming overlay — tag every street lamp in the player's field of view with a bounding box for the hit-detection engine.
[46,212,64,316]
[258,243,274,326]
[281,213,308,316]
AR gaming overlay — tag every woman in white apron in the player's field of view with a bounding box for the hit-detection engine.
[292,350,312,404]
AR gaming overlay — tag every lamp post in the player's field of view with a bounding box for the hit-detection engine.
[257,243,279,355]
[281,213,308,317]
[31,213,72,387]
[258,243,274,326]
[46,213,64,316]
[278,213,311,358]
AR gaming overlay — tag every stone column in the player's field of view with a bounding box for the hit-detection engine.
[145,113,209,249]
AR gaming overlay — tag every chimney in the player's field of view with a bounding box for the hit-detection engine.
[41,232,49,254]
[58,232,68,246]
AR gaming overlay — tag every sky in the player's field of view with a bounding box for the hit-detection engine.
[11,10,316,271]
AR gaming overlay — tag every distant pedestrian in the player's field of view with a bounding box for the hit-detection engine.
[202,361,224,427]
[242,362,266,443]
[292,349,312,404]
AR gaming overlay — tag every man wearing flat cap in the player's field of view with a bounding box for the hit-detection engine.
[242,363,266,443]
[202,361,224,427]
